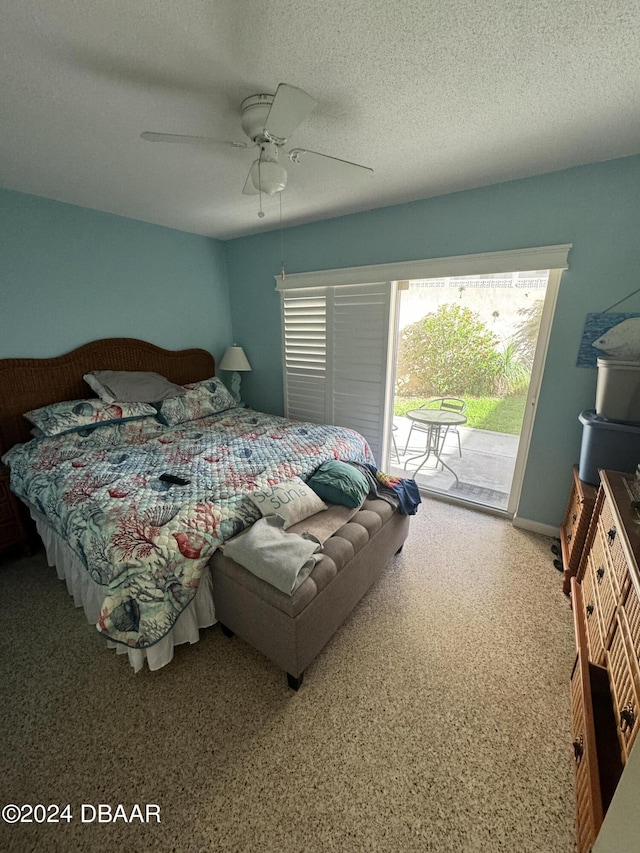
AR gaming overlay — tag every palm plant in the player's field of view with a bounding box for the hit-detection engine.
[511,299,544,368]
[492,340,531,395]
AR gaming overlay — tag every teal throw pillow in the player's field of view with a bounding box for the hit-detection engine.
[308,460,369,509]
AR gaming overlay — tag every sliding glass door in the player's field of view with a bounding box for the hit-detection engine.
[387,268,563,515]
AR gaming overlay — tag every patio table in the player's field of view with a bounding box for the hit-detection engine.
[403,408,467,484]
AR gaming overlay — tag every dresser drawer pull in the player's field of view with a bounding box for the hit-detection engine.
[572,512,577,523]
[620,704,636,732]
[573,735,584,761]
[586,603,594,617]
[607,526,617,544]
[596,566,605,582]
[567,532,572,543]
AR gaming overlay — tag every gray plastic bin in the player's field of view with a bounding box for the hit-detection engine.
[578,410,640,485]
[596,357,640,423]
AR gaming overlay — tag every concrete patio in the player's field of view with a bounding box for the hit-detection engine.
[388,415,519,512]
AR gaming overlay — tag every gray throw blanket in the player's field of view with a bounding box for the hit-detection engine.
[221,515,322,595]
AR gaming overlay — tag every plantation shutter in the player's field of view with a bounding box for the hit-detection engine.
[282,282,393,465]
[283,289,328,423]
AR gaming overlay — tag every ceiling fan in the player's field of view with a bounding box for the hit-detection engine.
[141,83,373,208]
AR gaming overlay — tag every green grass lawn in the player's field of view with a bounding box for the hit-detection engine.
[394,394,527,435]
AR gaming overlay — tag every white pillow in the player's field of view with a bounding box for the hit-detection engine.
[250,476,327,529]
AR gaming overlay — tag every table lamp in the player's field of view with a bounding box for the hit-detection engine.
[219,345,252,404]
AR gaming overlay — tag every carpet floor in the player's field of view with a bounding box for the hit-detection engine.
[0,498,576,853]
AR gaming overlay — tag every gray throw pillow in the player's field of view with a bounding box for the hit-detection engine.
[84,370,186,404]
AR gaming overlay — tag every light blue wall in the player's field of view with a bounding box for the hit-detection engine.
[5,158,640,528]
[0,188,233,364]
[226,155,640,528]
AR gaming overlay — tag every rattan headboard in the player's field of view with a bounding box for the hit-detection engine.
[0,338,215,459]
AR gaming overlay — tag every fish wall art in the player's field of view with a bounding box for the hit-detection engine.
[577,312,640,367]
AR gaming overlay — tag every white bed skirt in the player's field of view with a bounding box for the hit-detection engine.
[30,509,217,672]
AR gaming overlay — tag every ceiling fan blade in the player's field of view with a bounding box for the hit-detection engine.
[264,84,317,142]
[242,164,259,195]
[288,148,374,175]
[141,132,250,149]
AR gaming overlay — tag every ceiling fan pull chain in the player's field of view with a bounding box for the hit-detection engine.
[257,159,265,218]
[279,194,286,279]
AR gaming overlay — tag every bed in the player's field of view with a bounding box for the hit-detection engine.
[0,338,387,674]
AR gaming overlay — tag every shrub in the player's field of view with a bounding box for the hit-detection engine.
[396,304,500,397]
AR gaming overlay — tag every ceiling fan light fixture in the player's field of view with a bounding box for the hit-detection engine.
[142,83,372,212]
[250,158,287,195]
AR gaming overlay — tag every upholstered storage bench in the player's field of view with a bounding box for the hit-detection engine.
[209,498,410,689]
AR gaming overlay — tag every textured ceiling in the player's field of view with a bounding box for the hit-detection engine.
[1,0,639,239]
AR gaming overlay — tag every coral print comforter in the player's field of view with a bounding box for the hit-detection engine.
[5,408,373,648]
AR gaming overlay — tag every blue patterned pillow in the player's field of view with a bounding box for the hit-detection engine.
[155,376,236,426]
[24,399,157,437]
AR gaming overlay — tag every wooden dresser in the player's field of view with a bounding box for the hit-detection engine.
[571,470,640,852]
[561,465,598,595]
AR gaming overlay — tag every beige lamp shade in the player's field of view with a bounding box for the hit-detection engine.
[219,346,252,372]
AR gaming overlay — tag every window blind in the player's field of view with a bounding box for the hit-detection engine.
[282,282,393,464]
[283,290,327,423]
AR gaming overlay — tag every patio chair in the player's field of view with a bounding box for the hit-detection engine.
[390,422,400,461]
[403,397,466,459]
